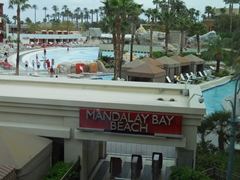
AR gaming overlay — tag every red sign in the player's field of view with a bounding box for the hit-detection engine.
[79,108,182,136]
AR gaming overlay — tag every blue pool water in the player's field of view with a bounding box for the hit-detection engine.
[28,47,146,70]
[202,80,236,114]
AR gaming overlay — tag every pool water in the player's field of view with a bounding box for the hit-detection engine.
[28,47,146,70]
[202,80,236,114]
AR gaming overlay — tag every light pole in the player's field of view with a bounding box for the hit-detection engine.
[226,75,240,180]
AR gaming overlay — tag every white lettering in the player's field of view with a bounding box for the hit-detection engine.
[167,116,174,125]
[159,116,167,125]
[152,115,158,124]
[141,114,149,123]
[112,112,120,121]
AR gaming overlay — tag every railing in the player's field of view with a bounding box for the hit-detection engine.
[61,156,81,180]
[203,166,240,180]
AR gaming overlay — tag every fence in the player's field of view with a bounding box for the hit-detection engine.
[61,156,81,180]
[203,166,240,180]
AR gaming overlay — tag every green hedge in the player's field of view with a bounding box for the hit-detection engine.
[43,161,74,180]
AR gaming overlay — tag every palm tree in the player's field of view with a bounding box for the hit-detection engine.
[74,7,81,31]
[130,4,143,61]
[197,118,214,143]
[224,0,240,32]
[83,8,89,22]
[46,14,50,22]
[43,7,47,19]
[94,9,99,22]
[144,9,151,23]
[52,5,59,21]
[205,36,227,74]
[32,4,38,24]
[90,9,94,23]
[101,0,135,79]
[12,15,17,24]
[205,6,213,19]
[205,111,232,151]
[147,8,158,58]
[190,22,208,57]
[8,0,31,76]
[169,0,186,13]
[175,11,190,56]
[159,10,176,56]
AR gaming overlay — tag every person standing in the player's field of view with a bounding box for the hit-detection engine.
[36,54,38,61]
[32,60,35,70]
[25,60,28,70]
[37,61,40,70]
[44,48,47,56]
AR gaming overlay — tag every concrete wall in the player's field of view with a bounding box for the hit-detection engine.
[0,76,206,179]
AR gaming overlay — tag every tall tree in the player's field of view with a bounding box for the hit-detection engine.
[90,9,94,23]
[205,111,232,151]
[175,11,190,56]
[205,36,227,74]
[147,8,158,58]
[130,4,143,61]
[32,4,37,23]
[190,22,208,57]
[101,0,135,79]
[224,0,240,32]
[43,7,47,19]
[74,7,81,31]
[8,0,31,75]
[204,6,213,19]
[94,9,99,22]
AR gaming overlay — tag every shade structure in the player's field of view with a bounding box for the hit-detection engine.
[169,55,191,74]
[121,59,146,80]
[0,127,52,180]
[184,54,205,73]
[127,63,166,82]
[155,56,180,78]
[141,57,164,69]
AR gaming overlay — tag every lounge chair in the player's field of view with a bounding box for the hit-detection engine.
[197,71,205,80]
[203,70,215,79]
[210,66,216,71]
[180,73,192,83]
[185,73,196,83]
[166,76,173,83]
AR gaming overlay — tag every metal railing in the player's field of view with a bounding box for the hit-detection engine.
[203,166,240,180]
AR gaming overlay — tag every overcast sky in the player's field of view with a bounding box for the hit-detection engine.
[1,0,233,22]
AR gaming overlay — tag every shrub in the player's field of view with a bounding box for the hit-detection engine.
[43,161,74,180]
[218,69,230,77]
[169,166,210,180]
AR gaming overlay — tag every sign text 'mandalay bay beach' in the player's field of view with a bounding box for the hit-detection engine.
[79,108,182,135]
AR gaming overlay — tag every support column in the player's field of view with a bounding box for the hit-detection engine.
[64,138,88,180]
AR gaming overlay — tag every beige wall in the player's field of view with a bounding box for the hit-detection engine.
[0,76,205,179]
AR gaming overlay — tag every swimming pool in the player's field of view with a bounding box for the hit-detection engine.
[27,47,146,70]
[202,80,236,114]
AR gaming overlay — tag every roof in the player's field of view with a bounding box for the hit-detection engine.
[0,127,52,169]
[169,56,191,66]
[0,165,16,179]
[141,57,164,68]
[122,59,146,69]
[127,63,165,75]
[136,25,147,34]
[82,28,102,37]
[155,56,180,67]
[184,54,205,65]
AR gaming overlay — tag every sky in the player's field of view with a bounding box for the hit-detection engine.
[1,0,234,23]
